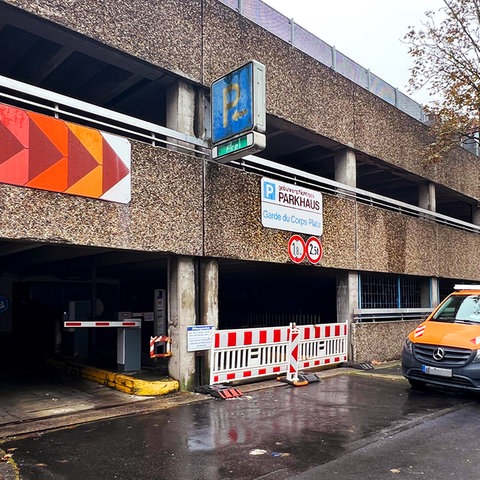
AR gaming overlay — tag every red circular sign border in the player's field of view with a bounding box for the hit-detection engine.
[288,235,306,264]
[305,236,323,264]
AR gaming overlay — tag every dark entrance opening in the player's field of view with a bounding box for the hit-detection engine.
[0,241,169,371]
[218,260,336,329]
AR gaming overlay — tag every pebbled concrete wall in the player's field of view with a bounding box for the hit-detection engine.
[7,0,480,201]
[201,0,480,201]
[204,163,480,279]
[3,0,480,281]
[0,142,204,255]
[4,0,204,82]
[351,320,420,363]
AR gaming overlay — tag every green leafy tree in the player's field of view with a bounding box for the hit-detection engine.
[405,0,480,162]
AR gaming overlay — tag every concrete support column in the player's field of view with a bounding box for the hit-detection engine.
[418,184,439,313]
[166,79,196,150]
[336,271,358,361]
[430,277,440,308]
[420,277,432,308]
[168,256,197,390]
[473,204,480,226]
[200,259,219,384]
[334,148,357,187]
[336,271,359,324]
[419,182,436,212]
[201,259,219,328]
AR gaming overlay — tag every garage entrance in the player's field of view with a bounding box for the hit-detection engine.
[218,260,337,329]
[0,240,169,370]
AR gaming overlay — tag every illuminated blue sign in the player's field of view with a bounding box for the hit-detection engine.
[211,61,265,146]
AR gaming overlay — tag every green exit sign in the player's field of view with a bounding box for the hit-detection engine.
[211,131,266,163]
[217,135,249,157]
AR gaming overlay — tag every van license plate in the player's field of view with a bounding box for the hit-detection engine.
[422,365,452,377]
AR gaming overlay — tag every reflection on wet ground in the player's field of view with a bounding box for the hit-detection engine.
[2,370,472,480]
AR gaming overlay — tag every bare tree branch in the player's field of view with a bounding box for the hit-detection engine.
[405,0,480,162]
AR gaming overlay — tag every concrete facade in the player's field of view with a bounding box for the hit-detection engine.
[1,0,480,386]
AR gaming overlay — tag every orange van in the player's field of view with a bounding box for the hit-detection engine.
[402,285,480,391]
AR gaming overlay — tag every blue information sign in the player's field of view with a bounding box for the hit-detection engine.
[0,295,9,314]
[211,62,256,145]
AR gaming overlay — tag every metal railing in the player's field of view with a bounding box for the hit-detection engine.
[0,75,210,159]
[353,308,431,323]
[235,154,480,235]
[219,0,427,123]
[3,73,479,237]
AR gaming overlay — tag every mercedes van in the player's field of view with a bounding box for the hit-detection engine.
[402,285,480,391]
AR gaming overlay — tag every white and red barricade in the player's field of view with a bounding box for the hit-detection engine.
[210,322,348,385]
[286,323,300,383]
[150,336,172,358]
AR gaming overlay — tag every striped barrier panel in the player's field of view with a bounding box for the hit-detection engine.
[286,324,300,383]
[150,336,172,358]
[210,326,290,385]
[298,323,348,369]
[210,323,348,385]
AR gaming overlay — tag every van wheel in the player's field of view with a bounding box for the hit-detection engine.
[408,379,426,389]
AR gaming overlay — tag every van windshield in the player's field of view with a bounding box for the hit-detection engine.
[433,294,480,324]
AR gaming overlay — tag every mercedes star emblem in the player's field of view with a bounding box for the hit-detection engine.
[433,347,445,361]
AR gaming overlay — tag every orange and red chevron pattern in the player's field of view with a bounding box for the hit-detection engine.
[0,103,131,203]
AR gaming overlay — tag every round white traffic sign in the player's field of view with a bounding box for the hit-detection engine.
[306,236,323,264]
[288,235,306,263]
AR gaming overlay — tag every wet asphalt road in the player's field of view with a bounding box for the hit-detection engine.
[2,370,478,480]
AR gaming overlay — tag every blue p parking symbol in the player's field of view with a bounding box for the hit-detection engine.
[263,181,276,200]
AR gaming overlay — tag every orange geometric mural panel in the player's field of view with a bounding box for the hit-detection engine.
[0,103,131,203]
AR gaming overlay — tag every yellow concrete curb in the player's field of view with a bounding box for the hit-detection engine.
[80,365,180,396]
[48,359,179,396]
[0,447,20,480]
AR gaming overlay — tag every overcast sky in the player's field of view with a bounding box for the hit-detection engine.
[262,0,444,105]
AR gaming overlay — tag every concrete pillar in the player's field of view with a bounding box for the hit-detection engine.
[473,204,480,226]
[418,185,438,312]
[334,148,357,187]
[336,271,359,324]
[420,278,432,308]
[419,182,436,212]
[168,256,197,390]
[201,259,219,328]
[200,259,219,385]
[166,79,196,150]
[430,277,440,308]
[336,271,358,361]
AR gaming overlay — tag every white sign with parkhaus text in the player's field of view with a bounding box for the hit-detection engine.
[261,178,323,236]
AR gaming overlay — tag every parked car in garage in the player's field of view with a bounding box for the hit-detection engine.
[402,285,480,391]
